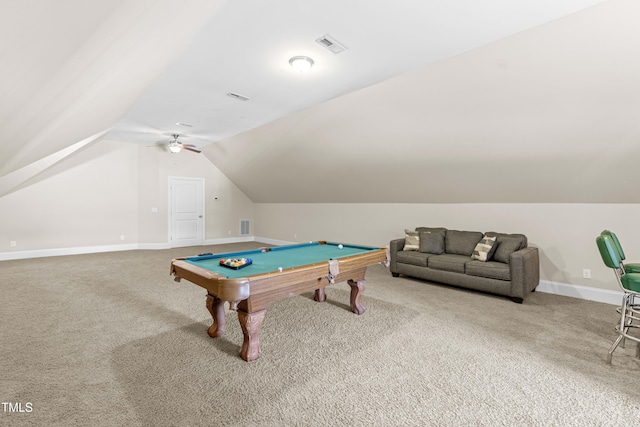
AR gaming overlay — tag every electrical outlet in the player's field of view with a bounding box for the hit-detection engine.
[10,241,16,247]
[120,235,125,241]
[294,233,297,239]
[583,269,591,279]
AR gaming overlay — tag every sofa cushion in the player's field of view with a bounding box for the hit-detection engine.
[485,232,527,249]
[471,235,498,262]
[404,229,419,251]
[492,237,523,264]
[396,250,430,267]
[415,227,447,235]
[418,231,445,254]
[466,260,511,281]
[428,254,469,273]
[445,230,483,256]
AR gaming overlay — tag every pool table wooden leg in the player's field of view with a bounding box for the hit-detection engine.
[238,309,266,362]
[314,287,326,302]
[205,294,226,338]
[348,279,366,315]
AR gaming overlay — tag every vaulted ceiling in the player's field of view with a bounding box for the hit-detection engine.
[4,0,639,203]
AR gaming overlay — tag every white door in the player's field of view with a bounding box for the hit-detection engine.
[169,177,204,248]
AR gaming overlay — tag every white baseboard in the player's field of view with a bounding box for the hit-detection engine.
[536,280,622,306]
[137,243,171,250]
[204,236,256,245]
[0,243,139,261]
[0,236,289,261]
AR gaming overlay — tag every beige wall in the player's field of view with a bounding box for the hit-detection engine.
[1,139,634,302]
[136,143,255,243]
[0,141,139,252]
[0,140,254,256]
[255,203,640,295]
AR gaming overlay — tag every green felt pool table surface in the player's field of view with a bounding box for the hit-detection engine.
[183,241,379,278]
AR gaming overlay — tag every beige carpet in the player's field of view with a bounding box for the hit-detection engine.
[1,243,639,426]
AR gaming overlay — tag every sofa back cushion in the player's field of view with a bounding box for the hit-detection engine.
[418,231,445,254]
[445,230,483,256]
[415,227,447,235]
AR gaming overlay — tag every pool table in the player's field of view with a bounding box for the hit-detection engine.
[170,241,388,361]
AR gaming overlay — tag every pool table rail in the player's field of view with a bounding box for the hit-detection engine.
[171,246,387,308]
[171,260,251,309]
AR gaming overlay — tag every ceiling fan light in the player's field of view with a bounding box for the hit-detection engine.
[168,141,182,153]
[289,56,314,73]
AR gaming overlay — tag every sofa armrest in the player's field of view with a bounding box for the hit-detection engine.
[509,247,540,300]
[389,238,406,273]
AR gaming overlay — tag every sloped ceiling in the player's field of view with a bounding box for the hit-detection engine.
[5,0,639,204]
[0,0,226,195]
[106,0,607,147]
[204,0,640,202]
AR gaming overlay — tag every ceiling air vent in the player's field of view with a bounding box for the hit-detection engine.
[315,34,348,54]
[226,92,250,101]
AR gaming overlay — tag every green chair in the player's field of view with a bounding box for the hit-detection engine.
[600,230,640,273]
[596,233,640,364]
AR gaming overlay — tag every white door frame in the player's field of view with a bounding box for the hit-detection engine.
[168,176,205,248]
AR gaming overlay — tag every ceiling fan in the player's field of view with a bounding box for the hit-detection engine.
[166,134,201,153]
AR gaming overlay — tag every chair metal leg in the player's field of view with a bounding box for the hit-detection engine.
[609,294,631,364]
[609,292,640,364]
[607,334,625,364]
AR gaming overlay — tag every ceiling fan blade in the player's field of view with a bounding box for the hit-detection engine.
[182,146,202,153]
[146,143,167,151]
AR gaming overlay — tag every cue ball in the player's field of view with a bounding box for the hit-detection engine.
[338,244,343,249]
[278,267,283,272]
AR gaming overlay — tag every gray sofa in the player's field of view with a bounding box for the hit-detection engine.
[389,227,539,303]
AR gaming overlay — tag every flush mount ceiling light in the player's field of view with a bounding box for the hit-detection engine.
[289,56,314,73]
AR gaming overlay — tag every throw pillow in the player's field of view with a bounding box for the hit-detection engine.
[485,232,526,251]
[471,235,498,262]
[492,237,523,264]
[404,229,419,251]
[419,231,445,254]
